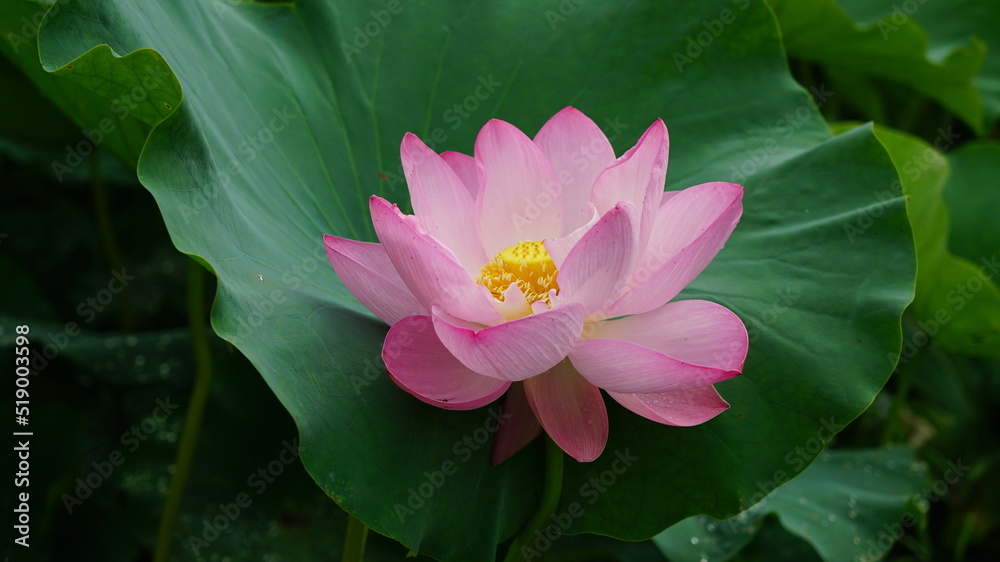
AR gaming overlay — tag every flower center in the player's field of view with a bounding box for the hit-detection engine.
[477,240,559,305]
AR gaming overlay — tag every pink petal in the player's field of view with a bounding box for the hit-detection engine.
[492,382,542,466]
[401,134,486,272]
[544,204,599,268]
[495,282,533,322]
[323,234,428,325]
[660,190,679,208]
[440,151,479,199]
[590,300,747,370]
[524,360,608,462]
[607,182,743,317]
[607,386,730,426]
[432,303,585,381]
[475,119,563,256]
[370,196,502,326]
[556,202,638,315]
[569,338,740,394]
[531,300,551,315]
[533,107,616,233]
[383,315,510,410]
[589,120,668,256]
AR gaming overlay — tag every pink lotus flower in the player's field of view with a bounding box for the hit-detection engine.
[324,107,747,463]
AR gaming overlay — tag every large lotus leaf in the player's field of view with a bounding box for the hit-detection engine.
[654,447,928,562]
[769,0,987,134]
[871,126,1000,358]
[838,0,1000,129]
[34,0,914,559]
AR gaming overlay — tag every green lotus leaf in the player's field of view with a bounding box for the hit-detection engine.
[654,447,928,562]
[32,0,915,558]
